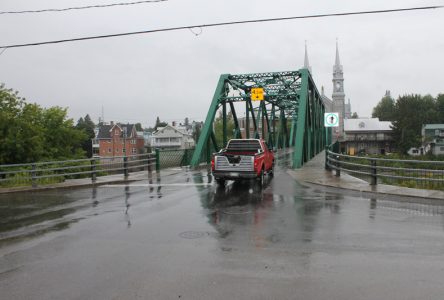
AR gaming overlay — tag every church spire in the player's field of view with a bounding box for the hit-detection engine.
[304,40,312,74]
[335,39,341,67]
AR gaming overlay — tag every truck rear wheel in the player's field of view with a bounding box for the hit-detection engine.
[258,168,265,187]
[269,160,274,177]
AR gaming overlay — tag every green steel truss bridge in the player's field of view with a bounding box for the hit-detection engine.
[190,68,331,168]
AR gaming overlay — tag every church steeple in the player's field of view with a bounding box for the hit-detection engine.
[304,40,312,74]
[333,39,343,74]
[335,40,341,67]
[332,39,345,139]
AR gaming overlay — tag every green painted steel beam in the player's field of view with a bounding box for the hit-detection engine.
[190,74,228,166]
[289,114,297,147]
[293,69,309,168]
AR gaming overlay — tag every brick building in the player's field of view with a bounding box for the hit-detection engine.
[92,122,145,157]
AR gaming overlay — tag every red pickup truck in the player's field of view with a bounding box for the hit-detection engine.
[211,139,274,186]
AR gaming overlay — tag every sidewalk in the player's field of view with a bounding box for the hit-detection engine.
[0,168,184,194]
[288,151,444,201]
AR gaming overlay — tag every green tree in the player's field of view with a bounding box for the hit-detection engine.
[437,94,444,123]
[135,122,143,131]
[0,84,87,164]
[214,111,235,147]
[154,116,168,130]
[192,123,201,145]
[391,94,439,153]
[0,85,44,163]
[372,93,396,121]
[76,114,96,157]
[41,107,86,160]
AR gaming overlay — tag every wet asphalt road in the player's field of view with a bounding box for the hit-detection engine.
[1,155,444,300]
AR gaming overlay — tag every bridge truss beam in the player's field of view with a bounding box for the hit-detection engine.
[190,69,329,168]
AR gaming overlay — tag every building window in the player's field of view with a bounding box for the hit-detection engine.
[131,139,136,144]
[157,138,169,143]
[440,147,444,151]
[115,130,119,135]
[108,148,112,153]
[107,140,111,143]
[116,148,119,153]
[132,148,137,154]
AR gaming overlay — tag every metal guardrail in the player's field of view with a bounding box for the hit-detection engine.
[0,153,156,188]
[0,148,211,189]
[325,145,444,191]
[155,148,209,170]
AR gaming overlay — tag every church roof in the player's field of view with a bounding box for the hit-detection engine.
[423,124,444,130]
[344,118,392,132]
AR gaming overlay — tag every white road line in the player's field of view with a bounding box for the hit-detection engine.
[100,183,212,188]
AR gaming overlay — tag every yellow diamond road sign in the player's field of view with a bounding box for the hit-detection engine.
[251,87,264,101]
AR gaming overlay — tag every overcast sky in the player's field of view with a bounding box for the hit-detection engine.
[1,0,443,128]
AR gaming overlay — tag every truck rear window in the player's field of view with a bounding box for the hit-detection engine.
[226,140,262,152]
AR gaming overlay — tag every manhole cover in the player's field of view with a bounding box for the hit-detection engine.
[179,231,208,239]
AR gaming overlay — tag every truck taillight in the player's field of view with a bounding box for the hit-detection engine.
[211,157,215,171]
[253,156,259,169]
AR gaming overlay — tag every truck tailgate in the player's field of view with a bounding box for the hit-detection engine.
[214,155,254,172]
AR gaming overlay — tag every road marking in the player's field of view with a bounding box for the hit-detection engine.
[100,183,212,188]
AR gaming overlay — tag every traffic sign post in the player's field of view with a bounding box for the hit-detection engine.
[324,112,339,127]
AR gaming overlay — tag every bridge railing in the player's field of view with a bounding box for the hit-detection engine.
[0,153,156,188]
[325,145,444,191]
[155,148,209,170]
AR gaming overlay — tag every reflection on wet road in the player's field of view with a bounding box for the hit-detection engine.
[2,153,444,299]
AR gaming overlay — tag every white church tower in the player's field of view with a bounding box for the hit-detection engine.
[332,40,345,139]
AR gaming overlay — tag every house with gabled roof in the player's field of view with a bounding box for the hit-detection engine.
[344,118,395,155]
[92,122,145,157]
[151,125,195,150]
[422,124,444,155]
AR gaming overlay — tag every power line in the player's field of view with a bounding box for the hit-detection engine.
[1,5,442,49]
[0,0,167,15]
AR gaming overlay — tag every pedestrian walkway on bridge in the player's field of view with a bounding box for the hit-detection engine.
[289,150,444,201]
